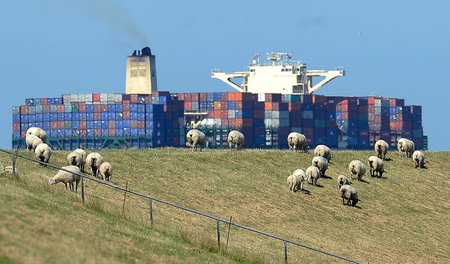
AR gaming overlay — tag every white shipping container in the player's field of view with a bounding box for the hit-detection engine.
[107,93,115,102]
[114,94,123,103]
[228,110,235,119]
[100,93,108,102]
[258,93,265,102]
[85,94,93,102]
[264,119,272,128]
[62,94,71,104]
[77,94,86,102]
[272,111,280,119]
[70,94,78,102]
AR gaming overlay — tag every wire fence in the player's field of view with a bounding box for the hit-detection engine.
[0,148,363,264]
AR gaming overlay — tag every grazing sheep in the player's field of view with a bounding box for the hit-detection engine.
[86,152,104,178]
[314,145,332,161]
[412,151,425,168]
[287,169,307,192]
[67,151,83,169]
[398,138,415,158]
[26,135,43,152]
[4,166,18,174]
[312,156,328,177]
[305,166,320,186]
[26,127,47,143]
[287,132,308,153]
[368,156,385,178]
[49,165,81,192]
[186,129,207,151]
[34,143,52,164]
[99,162,113,181]
[348,160,366,181]
[337,175,350,189]
[228,130,245,150]
[340,185,359,206]
[73,149,87,172]
[375,139,389,160]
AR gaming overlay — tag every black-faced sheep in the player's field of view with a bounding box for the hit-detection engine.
[314,144,332,161]
[368,156,385,178]
[26,135,43,152]
[337,175,350,189]
[228,130,245,150]
[186,129,207,151]
[86,152,104,178]
[412,150,425,168]
[34,143,52,164]
[398,138,415,158]
[287,132,308,153]
[49,165,81,192]
[340,185,358,206]
[99,162,113,181]
[375,139,389,160]
[305,166,320,186]
[348,160,366,181]
[67,151,83,170]
[73,148,87,172]
[312,156,328,177]
[26,127,47,143]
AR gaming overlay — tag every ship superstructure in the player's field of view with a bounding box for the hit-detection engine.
[211,52,344,94]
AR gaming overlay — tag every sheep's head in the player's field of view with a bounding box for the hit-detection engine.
[49,177,57,185]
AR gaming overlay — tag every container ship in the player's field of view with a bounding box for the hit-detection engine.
[11,48,427,150]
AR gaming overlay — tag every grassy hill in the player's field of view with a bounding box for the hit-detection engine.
[0,148,449,263]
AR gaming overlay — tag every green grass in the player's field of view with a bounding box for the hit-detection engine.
[0,148,449,263]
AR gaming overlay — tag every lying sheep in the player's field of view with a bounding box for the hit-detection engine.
[49,165,81,192]
[86,152,104,178]
[398,138,415,158]
[340,185,359,206]
[26,135,43,152]
[348,160,366,181]
[375,139,389,160]
[67,151,83,169]
[337,175,350,189]
[186,129,207,151]
[73,149,87,172]
[287,169,307,192]
[228,130,245,150]
[314,145,332,161]
[34,143,52,164]
[305,166,320,186]
[287,132,308,153]
[26,127,47,143]
[99,162,113,181]
[412,151,425,168]
[368,156,385,178]
[312,156,328,177]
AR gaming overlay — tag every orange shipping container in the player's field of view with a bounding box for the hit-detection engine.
[213,110,221,118]
[264,102,273,110]
[214,101,222,110]
[234,118,243,127]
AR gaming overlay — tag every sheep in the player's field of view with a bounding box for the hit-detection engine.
[340,185,359,206]
[348,160,366,181]
[305,166,320,186]
[368,156,385,178]
[26,127,47,143]
[4,166,18,174]
[287,169,307,192]
[99,162,113,181]
[398,138,415,158]
[228,130,245,150]
[412,150,425,168]
[67,151,83,170]
[26,135,43,152]
[375,139,389,160]
[314,144,332,161]
[337,175,350,189]
[312,156,328,177]
[287,132,308,153]
[73,148,87,172]
[34,143,52,164]
[49,165,81,192]
[186,129,207,151]
[86,152,104,178]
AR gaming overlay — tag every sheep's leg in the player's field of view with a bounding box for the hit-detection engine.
[64,183,68,190]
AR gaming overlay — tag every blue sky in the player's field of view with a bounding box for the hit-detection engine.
[1,0,449,150]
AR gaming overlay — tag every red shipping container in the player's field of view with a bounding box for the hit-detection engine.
[130,94,138,103]
[94,112,101,120]
[109,120,116,128]
[144,95,152,104]
[177,93,185,101]
[123,111,130,119]
[184,101,192,110]
[42,105,50,113]
[235,118,243,127]
[272,102,280,111]
[138,121,145,128]
[94,128,101,136]
[123,104,130,112]
[94,104,101,112]
[221,92,228,101]
[122,100,130,105]
[213,110,221,119]
[341,112,349,119]
[79,121,87,129]
[221,118,229,127]
[80,129,87,137]
[50,121,58,129]
[243,118,253,127]
[78,103,86,112]
[368,97,375,104]
[101,104,108,112]
[199,93,207,101]
[13,123,20,132]
[58,121,65,129]
[93,93,100,102]
[40,98,48,105]
[191,93,200,101]
[340,104,348,112]
[221,110,228,119]
[57,105,65,113]
[264,102,273,110]
[109,128,116,136]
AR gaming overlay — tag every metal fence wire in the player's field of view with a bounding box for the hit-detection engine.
[0,148,362,264]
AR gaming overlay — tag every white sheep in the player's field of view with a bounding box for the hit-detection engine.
[348,160,366,181]
[368,156,385,178]
[305,166,320,186]
[67,151,83,170]
[73,148,87,172]
[287,132,308,153]
[228,130,245,150]
[26,135,43,152]
[34,143,52,164]
[49,165,81,192]
[26,127,47,143]
[86,152,104,178]
[398,138,415,158]
[186,129,207,151]
[340,184,359,206]
[99,162,113,181]
[314,144,332,161]
[412,150,425,168]
[287,169,307,192]
[312,156,328,177]
[375,139,389,160]
[337,175,350,189]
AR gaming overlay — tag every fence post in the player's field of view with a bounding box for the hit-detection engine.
[11,153,16,175]
[81,174,85,205]
[149,198,153,228]
[217,220,221,250]
[284,240,288,264]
